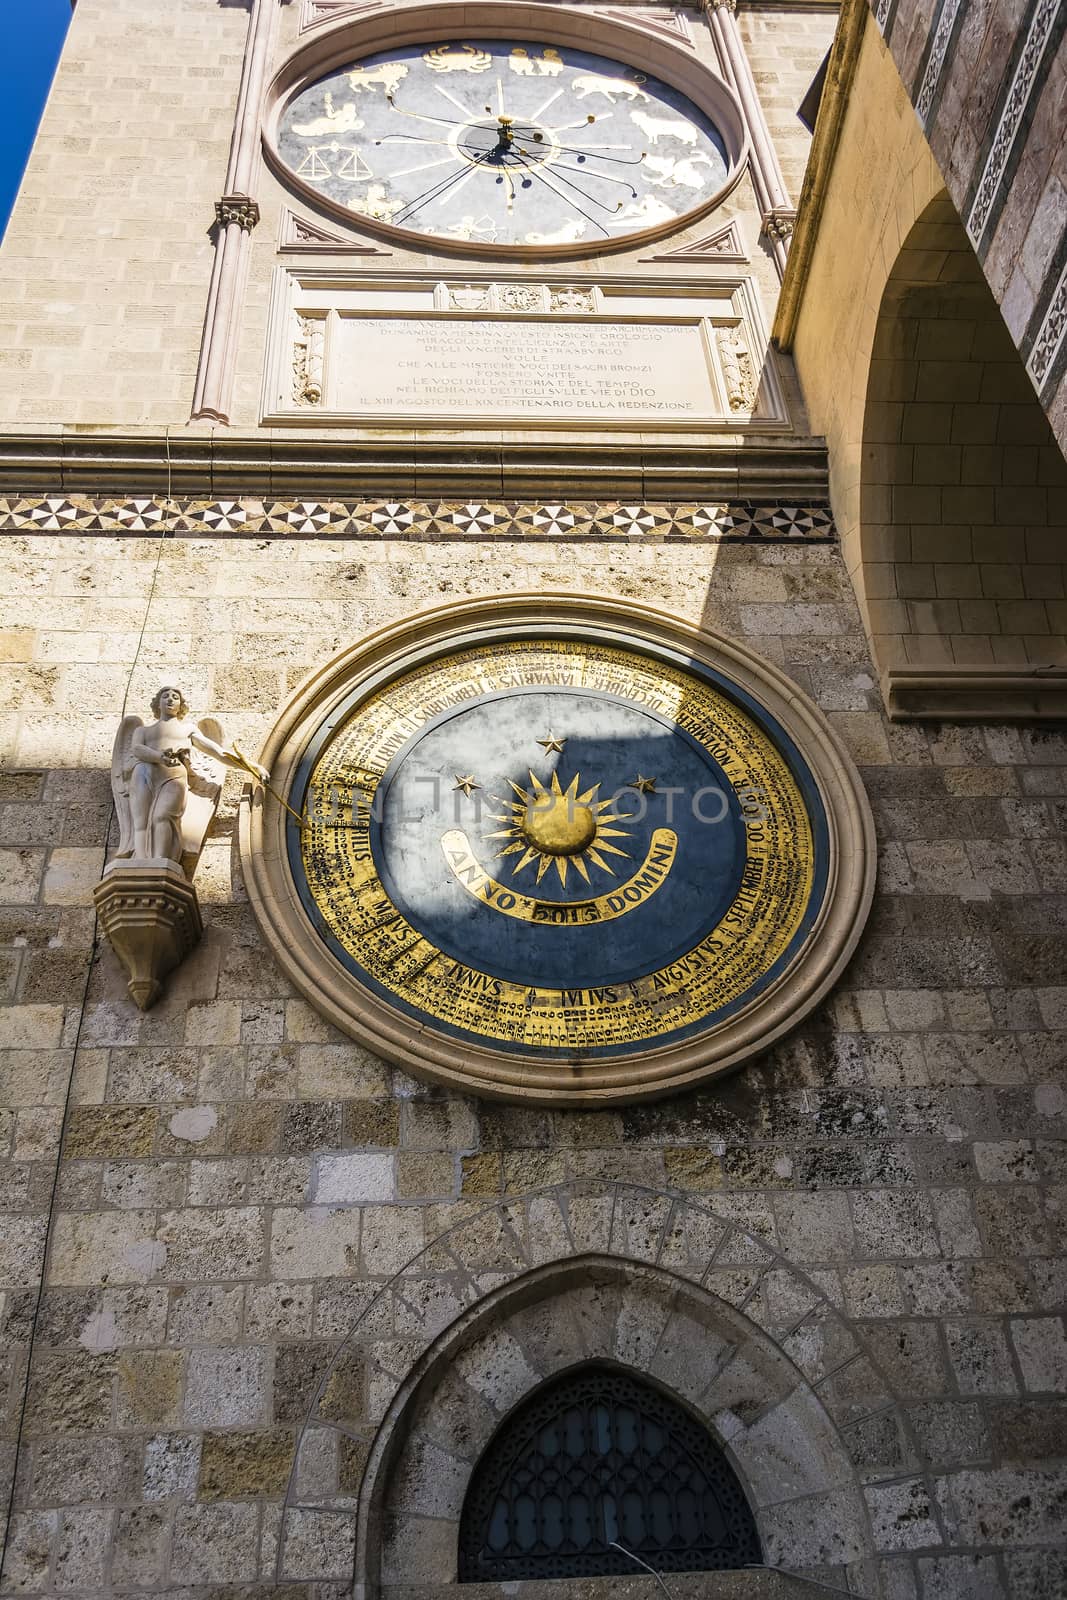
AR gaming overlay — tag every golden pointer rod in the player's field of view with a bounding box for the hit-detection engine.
[231,742,306,828]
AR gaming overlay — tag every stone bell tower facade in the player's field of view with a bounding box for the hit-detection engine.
[0,2,1064,1597]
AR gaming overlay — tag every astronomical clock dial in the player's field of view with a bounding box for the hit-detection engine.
[277,39,731,249]
[238,597,878,1108]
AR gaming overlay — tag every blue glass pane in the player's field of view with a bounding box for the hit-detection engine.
[568,1493,592,1548]
[514,1493,538,1551]
[616,1405,638,1454]
[564,1406,585,1457]
[621,1489,646,1547]
[488,1499,510,1552]
[651,1487,674,1545]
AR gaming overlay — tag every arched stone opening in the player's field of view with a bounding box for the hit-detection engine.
[776,13,1067,719]
[861,192,1067,714]
[273,1181,943,1598]
[367,1258,868,1594]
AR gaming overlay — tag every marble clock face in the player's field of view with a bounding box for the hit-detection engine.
[287,636,830,1065]
[277,39,730,248]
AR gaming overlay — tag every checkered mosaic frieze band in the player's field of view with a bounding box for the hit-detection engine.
[0,497,836,542]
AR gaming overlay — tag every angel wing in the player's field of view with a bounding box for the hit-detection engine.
[180,716,226,877]
[110,714,144,858]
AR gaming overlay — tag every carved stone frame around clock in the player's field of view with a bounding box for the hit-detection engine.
[262,0,749,261]
[240,596,876,1106]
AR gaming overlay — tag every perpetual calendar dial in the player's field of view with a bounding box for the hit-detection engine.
[277,39,731,250]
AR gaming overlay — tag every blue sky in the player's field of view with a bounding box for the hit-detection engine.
[0,0,72,236]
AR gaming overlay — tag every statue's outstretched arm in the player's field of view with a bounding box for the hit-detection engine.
[191,724,270,782]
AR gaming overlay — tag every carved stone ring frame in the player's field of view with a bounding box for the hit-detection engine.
[241,596,875,1104]
[262,0,750,260]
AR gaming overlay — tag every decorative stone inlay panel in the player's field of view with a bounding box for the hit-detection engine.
[913,0,963,125]
[964,0,1060,249]
[0,496,836,542]
[274,1180,931,1594]
[1029,254,1067,395]
[436,283,599,315]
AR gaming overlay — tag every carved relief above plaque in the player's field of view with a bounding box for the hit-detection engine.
[263,270,788,430]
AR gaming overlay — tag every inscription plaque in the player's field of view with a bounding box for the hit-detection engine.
[335,316,714,421]
[264,271,792,431]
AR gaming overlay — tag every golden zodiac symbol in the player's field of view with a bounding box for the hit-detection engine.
[509,47,564,78]
[295,146,334,179]
[441,828,678,925]
[347,62,409,95]
[571,72,649,104]
[424,43,493,73]
[291,93,365,137]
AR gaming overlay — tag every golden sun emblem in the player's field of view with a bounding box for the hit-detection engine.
[486,771,633,888]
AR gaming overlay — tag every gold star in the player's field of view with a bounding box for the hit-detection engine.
[629,774,657,794]
[537,732,566,754]
[453,774,480,798]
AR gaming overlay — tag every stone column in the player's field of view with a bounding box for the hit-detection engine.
[190,0,275,423]
[705,0,795,278]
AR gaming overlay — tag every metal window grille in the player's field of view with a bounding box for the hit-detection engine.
[457,1363,761,1582]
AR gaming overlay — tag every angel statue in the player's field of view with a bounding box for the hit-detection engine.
[111,686,269,877]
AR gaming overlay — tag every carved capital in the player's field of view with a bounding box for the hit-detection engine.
[762,208,797,244]
[215,194,261,232]
[704,0,738,13]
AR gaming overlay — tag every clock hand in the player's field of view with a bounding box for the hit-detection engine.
[515,148,641,191]
[551,114,611,134]
[384,94,475,131]
[516,159,614,237]
[503,119,647,167]
[393,148,493,224]
[376,133,461,149]
[547,144,649,167]
[513,148,629,216]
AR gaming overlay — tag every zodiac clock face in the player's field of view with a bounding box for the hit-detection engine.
[276,39,732,249]
[242,603,875,1104]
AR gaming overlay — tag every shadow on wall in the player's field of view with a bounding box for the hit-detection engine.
[859,192,1067,679]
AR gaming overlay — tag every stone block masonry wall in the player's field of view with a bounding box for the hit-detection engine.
[0,524,1065,1595]
[738,5,840,203]
[0,0,248,429]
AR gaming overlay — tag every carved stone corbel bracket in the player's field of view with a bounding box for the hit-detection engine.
[93,865,204,1011]
[762,208,797,245]
[215,194,261,233]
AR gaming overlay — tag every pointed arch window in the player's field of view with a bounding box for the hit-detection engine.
[457,1363,761,1582]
